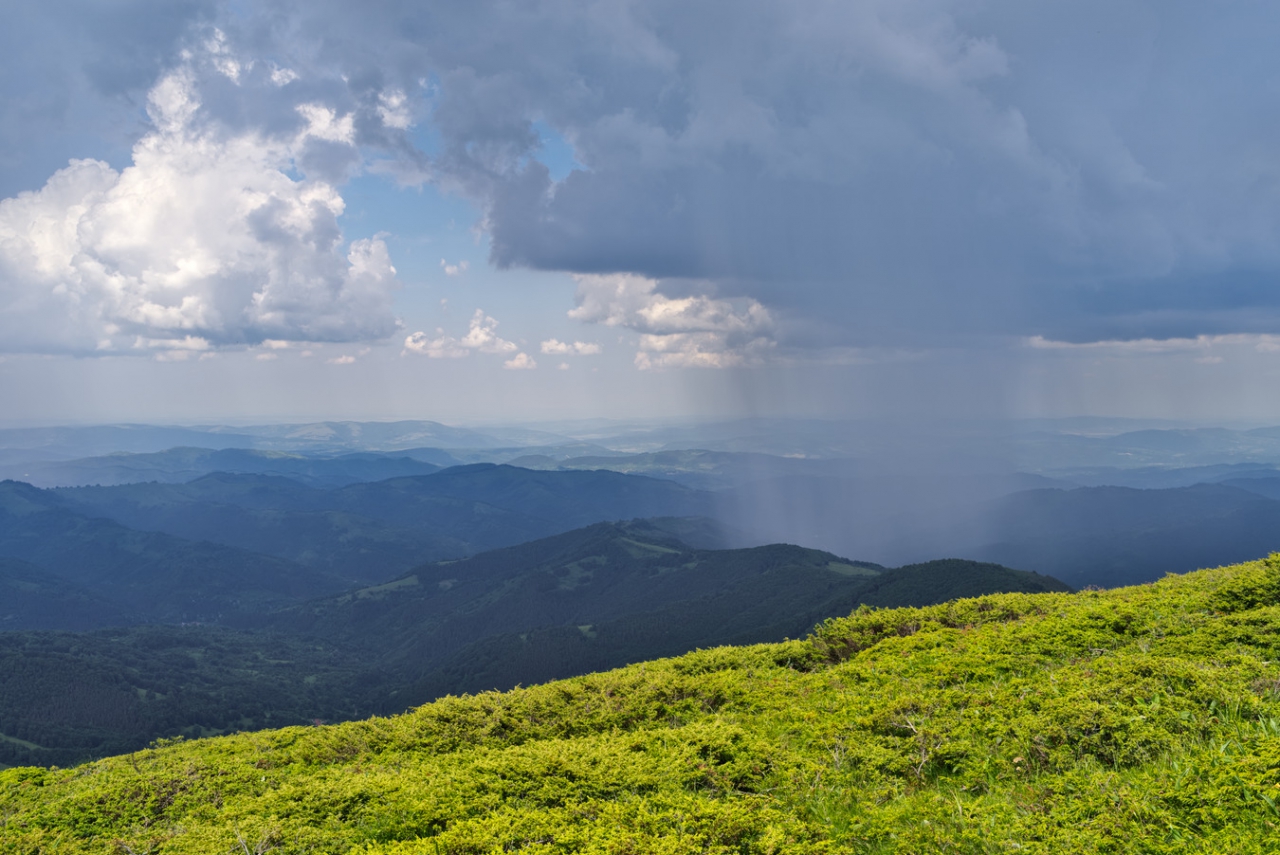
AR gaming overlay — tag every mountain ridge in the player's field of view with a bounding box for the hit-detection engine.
[1,555,1275,851]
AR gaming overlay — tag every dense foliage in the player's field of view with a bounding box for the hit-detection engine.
[0,521,1061,769]
[0,627,373,769]
[4,557,1278,852]
[0,557,129,632]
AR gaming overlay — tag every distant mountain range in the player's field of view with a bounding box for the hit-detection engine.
[8,417,1280,777]
[0,464,709,634]
[0,480,346,625]
[11,417,1280,472]
[960,483,1280,588]
[44,464,710,585]
[5,451,1280,608]
[3,447,445,489]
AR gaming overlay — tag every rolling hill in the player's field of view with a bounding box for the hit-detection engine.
[270,520,1066,697]
[0,480,348,624]
[2,556,1276,852]
[0,557,131,632]
[48,465,715,582]
[0,519,1065,768]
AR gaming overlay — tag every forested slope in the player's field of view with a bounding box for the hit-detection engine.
[0,520,1062,769]
[4,557,1279,852]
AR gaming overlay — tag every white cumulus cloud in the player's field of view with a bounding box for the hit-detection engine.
[568,273,774,369]
[403,329,468,359]
[403,309,519,359]
[503,352,537,370]
[540,338,601,355]
[0,49,401,357]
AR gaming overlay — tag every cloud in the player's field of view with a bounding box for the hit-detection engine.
[440,259,469,277]
[1026,333,1280,356]
[403,308,518,358]
[13,2,1280,351]
[206,0,1280,346]
[378,89,413,130]
[632,333,775,370]
[0,44,402,357]
[540,338,601,355]
[568,273,774,368]
[135,335,210,352]
[503,352,537,370]
[403,330,467,359]
[0,1,217,198]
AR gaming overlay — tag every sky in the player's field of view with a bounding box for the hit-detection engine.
[3,0,1280,425]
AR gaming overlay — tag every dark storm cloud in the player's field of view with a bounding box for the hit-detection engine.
[223,0,1280,346]
[8,1,1280,348]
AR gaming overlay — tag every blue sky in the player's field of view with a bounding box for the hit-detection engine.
[3,0,1280,425]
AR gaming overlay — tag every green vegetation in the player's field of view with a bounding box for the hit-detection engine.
[268,521,1065,703]
[0,520,1062,770]
[0,557,129,632]
[6,555,1275,852]
[0,626,372,769]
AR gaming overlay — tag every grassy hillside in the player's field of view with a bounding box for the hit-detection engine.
[398,552,1067,703]
[5,557,1277,852]
[0,520,1061,768]
[270,521,1064,694]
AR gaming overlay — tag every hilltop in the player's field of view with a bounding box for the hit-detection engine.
[0,519,1061,768]
[3,556,1276,852]
[269,520,1064,702]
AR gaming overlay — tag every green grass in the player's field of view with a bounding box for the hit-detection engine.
[4,557,1280,853]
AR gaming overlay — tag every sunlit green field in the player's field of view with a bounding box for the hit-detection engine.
[5,557,1280,853]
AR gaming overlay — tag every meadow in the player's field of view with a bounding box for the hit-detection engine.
[3,556,1279,853]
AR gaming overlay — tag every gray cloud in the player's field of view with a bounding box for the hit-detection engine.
[224,0,1280,346]
[0,1,216,197]
[9,1,1280,353]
